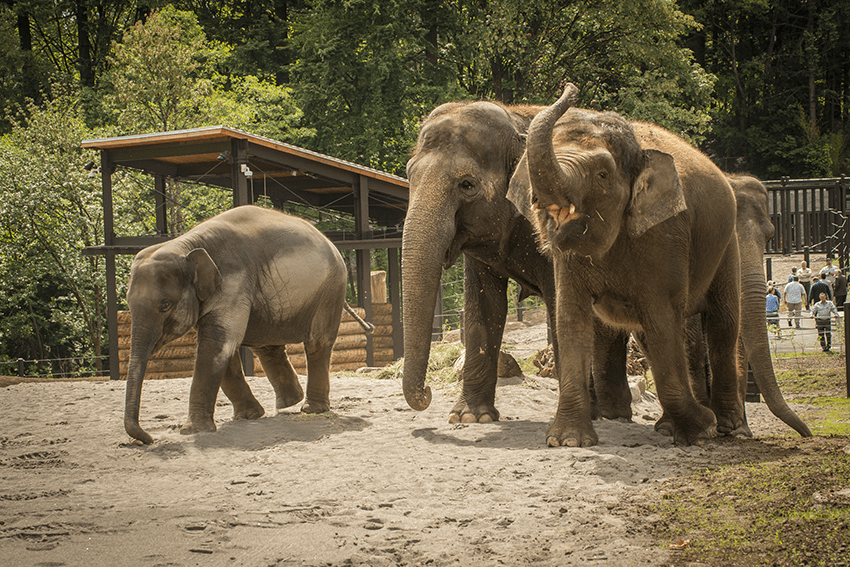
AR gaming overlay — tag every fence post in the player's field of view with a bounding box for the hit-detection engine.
[765,257,772,282]
[845,301,850,398]
[17,358,24,377]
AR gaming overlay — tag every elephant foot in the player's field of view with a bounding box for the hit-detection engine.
[546,416,598,448]
[596,399,633,422]
[232,400,265,421]
[180,415,217,435]
[301,398,330,414]
[276,387,305,411]
[448,399,499,424]
[715,410,748,437]
[672,405,717,447]
[654,412,675,437]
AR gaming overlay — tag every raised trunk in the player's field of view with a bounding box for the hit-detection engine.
[401,198,458,410]
[123,323,161,444]
[739,239,812,437]
[526,84,579,203]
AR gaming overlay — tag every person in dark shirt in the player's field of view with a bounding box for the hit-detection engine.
[809,275,831,309]
[833,270,847,311]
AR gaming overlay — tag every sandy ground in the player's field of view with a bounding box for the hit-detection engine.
[0,337,804,567]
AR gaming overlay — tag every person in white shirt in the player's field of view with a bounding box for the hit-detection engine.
[799,260,813,298]
[811,292,839,352]
[783,276,806,329]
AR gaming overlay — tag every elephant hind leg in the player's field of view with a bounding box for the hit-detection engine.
[302,340,333,414]
[253,345,304,411]
[220,349,265,421]
[703,275,747,435]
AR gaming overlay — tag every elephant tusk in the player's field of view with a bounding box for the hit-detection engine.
[547,202,581,228]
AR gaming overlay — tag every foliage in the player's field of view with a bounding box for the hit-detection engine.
[102,6,221,133]
[681,0,850,177]
[0,95,132,372]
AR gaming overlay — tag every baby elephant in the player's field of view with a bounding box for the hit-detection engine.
[123,205,373,444]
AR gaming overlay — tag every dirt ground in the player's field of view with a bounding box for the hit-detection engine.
[0,363,810,566]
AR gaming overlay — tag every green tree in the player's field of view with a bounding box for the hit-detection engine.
[682,0,850,177]
[0,95,129,374]
[289,0,716,175]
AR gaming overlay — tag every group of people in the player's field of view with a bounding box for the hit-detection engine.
[766,258,846,352]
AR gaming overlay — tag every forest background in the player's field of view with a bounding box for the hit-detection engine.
[0,0,848,377]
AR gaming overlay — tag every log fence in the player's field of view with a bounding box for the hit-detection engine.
[116,303,395,380]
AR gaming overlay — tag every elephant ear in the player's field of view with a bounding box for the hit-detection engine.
[507,155,535,221]
[626,149,688,238]
[186,248,222,302]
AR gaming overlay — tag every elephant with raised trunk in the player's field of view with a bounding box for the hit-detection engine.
[123,205,373,444]
[508,84,744,447]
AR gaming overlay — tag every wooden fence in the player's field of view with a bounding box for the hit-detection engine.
[764,177,849,257]
[116,303,395,380]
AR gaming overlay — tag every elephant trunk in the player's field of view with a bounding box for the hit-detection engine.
[739,244,812,437]
[401,195,458,410]
[123,321,160,444]
[526,83,579,203]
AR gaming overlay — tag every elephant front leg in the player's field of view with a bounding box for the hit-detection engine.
[253,345,304,411]
[181,341,237,435]
[547,303,598,447]
[641,315,717,446]
[449,258,508,424]
[301,340,333,414]
[219,350,265,421]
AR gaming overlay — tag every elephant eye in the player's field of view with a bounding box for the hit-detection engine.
[598,171,608,180]
[159,300,172,312]
[459,180,478,197]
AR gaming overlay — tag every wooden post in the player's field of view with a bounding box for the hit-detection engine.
[765,257,772,282]
[845,301,850,398]
[354,176,373,366]
[101,151,121,381]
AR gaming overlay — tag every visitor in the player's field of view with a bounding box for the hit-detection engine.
[811,292,839,352]
[809,275,831,309]
[766,285,781,336]
[834,270,847,311]
[820,258,837,287]
[788,266,798,282]
[799,260,813,298]
[783,276,806,329]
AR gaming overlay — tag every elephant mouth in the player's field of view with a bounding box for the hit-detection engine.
[537,200,583,229]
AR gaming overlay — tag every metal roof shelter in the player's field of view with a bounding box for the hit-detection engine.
[82,126,409,381]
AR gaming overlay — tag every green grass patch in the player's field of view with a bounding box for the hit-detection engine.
[651,435,850,567]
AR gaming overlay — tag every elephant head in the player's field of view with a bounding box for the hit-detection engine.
[123,245,222,444]
[401,102,533,410]
[508,84,687,260]
[729,174,812,437]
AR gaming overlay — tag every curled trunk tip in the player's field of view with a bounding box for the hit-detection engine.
[404,384,432,411]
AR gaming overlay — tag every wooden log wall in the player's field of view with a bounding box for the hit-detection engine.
[116,303,395,380]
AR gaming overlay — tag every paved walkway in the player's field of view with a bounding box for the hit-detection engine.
[767,309,847,355]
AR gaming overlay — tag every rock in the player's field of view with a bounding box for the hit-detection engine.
[498,351,523,377]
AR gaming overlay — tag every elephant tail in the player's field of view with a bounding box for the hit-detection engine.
[344,302,376,334]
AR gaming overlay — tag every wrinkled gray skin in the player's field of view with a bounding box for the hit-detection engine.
[401,99,634,424]
[124,205,372,444]
[401,100,553,422]
[508,84,744,447]
[675,176,812,437]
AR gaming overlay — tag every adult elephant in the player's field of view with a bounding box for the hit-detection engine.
[713,175,811,437]
[401,99,635,424]
[508,84,744,447]
[123,205,373,444]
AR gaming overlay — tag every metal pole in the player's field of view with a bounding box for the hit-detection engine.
[845,300,850,398]
[765,257,772,282]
